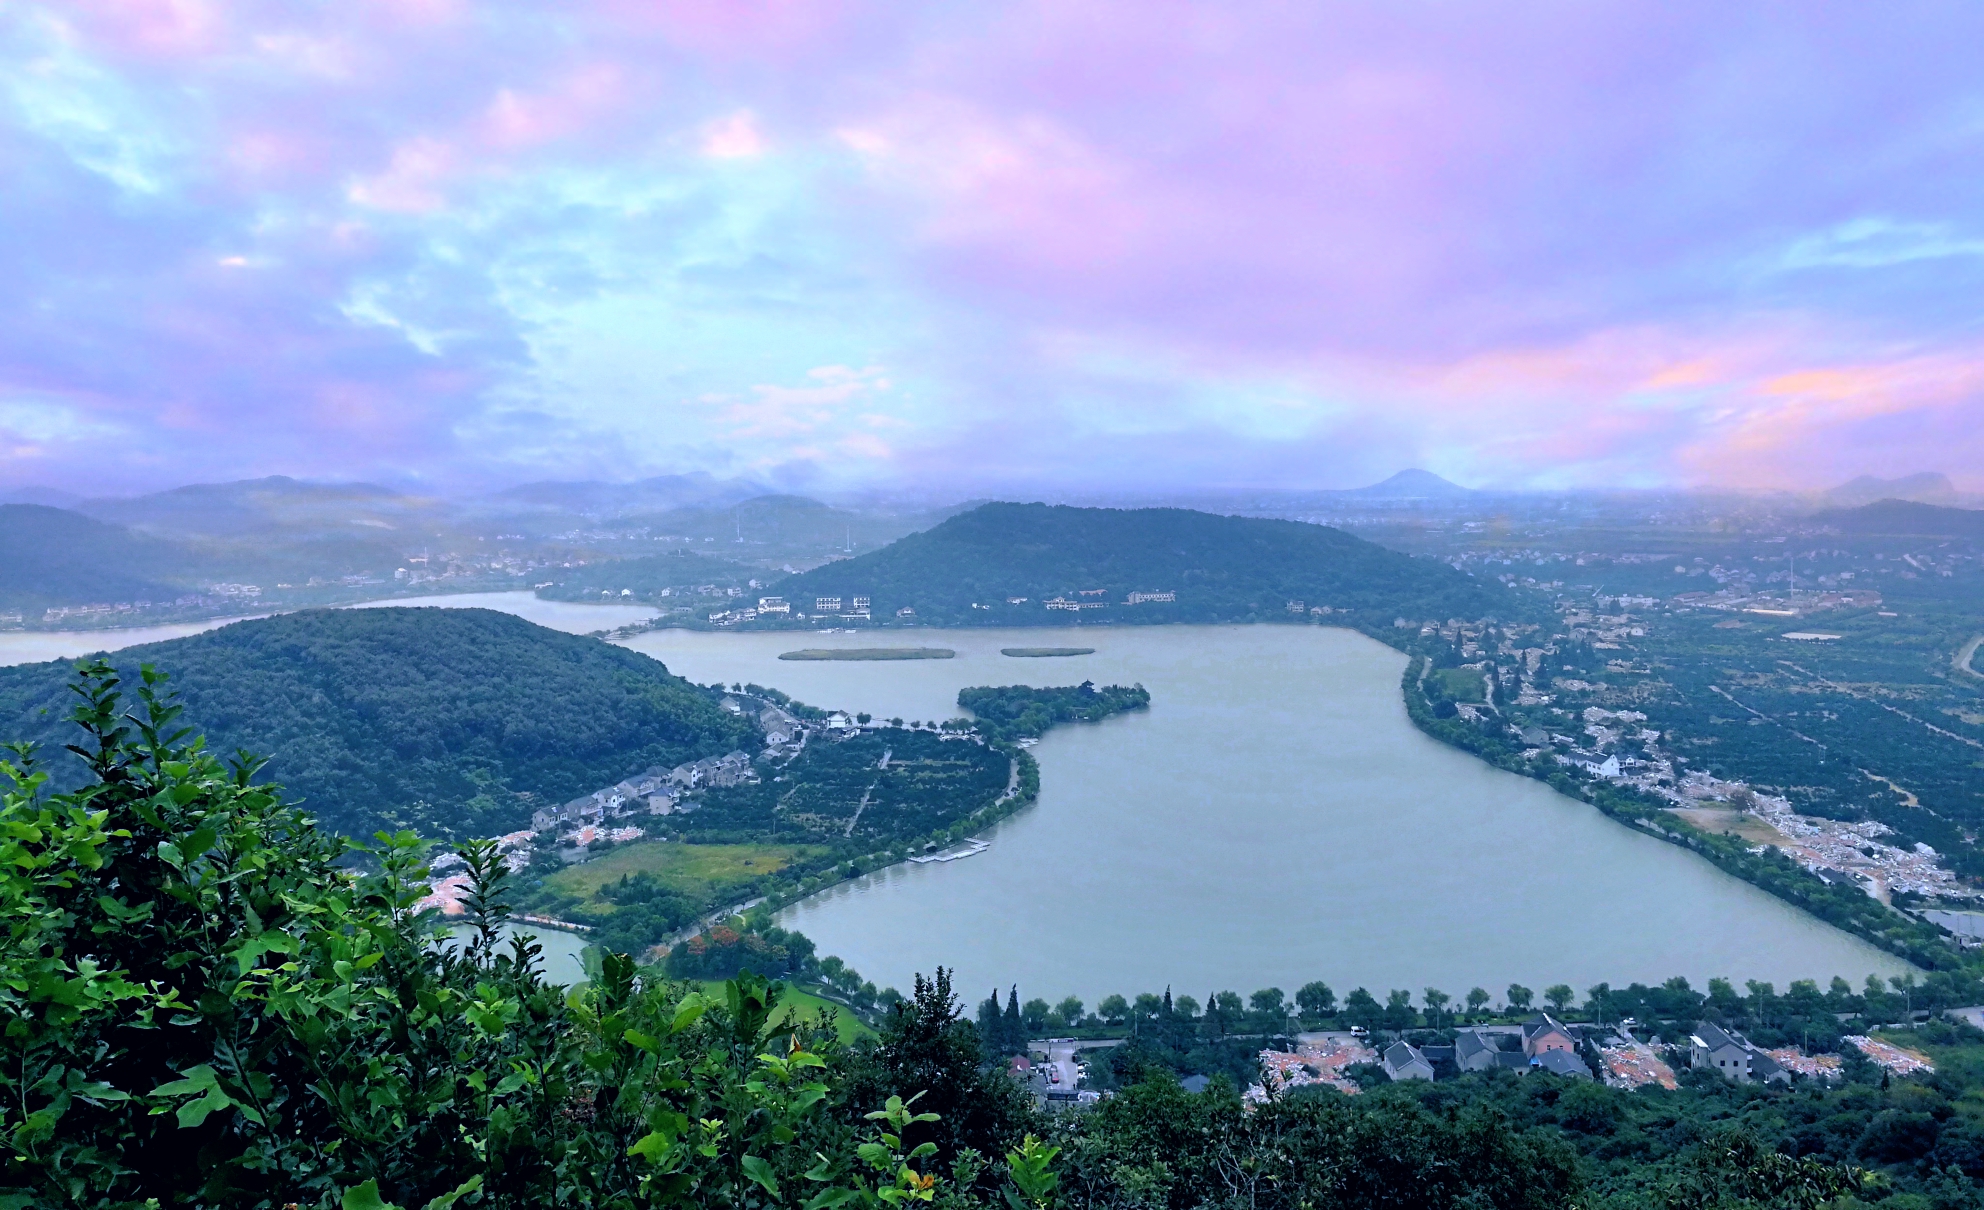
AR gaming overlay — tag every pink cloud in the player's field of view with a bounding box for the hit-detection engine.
[346,136,458,213]
[700,109,767,159]
[482,63,627,151]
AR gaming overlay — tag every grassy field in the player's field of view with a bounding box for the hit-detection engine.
[693,980,875,1044]
[544,841,827,913]
[1433,666,1488,702]
[1665,805,1794,846]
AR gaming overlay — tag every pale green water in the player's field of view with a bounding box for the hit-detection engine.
[622,624,1909,1006]
[446,923,590,986]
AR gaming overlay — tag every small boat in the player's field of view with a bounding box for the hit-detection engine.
[908,838,991,864]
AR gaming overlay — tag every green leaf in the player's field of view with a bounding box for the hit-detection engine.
[421,1174,484,1210]
[181,825,217,861]
[231,930,298,975]
[342,1179,399,1210]
[157,841,183,869]
[792,1085,828,1112]
[741,1154,780,1197]
[670,992,711,1033]
[628,1131,677,1164]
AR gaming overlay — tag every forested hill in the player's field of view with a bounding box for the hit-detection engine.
[0,504,190,611]
[0,607,757,839]
[771,503,1507,627]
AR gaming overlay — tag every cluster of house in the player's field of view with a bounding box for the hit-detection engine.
[1684,1024,1934,1084]
[1382,1013,1593,1082]
[529,750,758,839]
[1366,1014,1906,1090]
[711,595,876,625]
[1043,589,1176,611]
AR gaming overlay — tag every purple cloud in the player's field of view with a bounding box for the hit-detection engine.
[1,1,1980,493]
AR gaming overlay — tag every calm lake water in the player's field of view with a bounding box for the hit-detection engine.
[9,594,1911,1002]
[448,923,590,987]
[0,590,656,667]
[622,624,1908,1005]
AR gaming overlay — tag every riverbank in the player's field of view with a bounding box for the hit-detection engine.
[1391,649,1954,970]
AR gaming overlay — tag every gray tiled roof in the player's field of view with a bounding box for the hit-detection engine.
[1532,1049,1590,1078]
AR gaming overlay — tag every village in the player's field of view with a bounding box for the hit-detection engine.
[1409,601,1984,913]
[1221,1012,1937,1101]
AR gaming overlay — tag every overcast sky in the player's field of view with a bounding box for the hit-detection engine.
[4,2,1982,496]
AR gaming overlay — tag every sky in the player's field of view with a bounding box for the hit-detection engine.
[3,2,1982,497]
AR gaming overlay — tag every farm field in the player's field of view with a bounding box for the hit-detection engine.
[691,981,875,1045]
[543,842,828,913]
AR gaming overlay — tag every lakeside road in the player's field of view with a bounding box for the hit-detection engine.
[1957,633,1984,681]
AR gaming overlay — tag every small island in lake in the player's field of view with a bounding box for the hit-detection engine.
[778,647,956,661]
[1002,647,1095,657]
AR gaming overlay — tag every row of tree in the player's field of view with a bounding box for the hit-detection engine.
[965,969,1960,1051]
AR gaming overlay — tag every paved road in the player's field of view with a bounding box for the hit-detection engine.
[1956,634,1984,681]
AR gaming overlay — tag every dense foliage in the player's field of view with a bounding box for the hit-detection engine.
[770,503,1508,628]
[0,608,757,839]
[956,683,1151,745]
[687,728,1011,845]
[534,722,1025,956]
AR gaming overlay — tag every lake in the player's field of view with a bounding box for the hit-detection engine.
[447,922,591,987]
[0,590,657,667]
[622,623,1909,1006]
[9,593,1911,1004]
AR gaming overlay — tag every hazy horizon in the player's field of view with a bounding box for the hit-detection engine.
[4,4,1982,496]
[3,466,1977,509]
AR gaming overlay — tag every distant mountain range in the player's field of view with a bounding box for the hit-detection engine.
[0,505,190,611]
[1809,499,1984,539]
[614,493,962,556]
[0,607,756,838]
[1336,468,1475,498]
[770,502,1507,626]
[1822,472,1961,507]
[0,485,82,507]
[490,472,768,517]
[76,475,442,540]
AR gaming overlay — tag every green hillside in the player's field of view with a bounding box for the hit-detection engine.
[0,504,191,611]
[0,607,756,838]
[768,502,1507,626]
